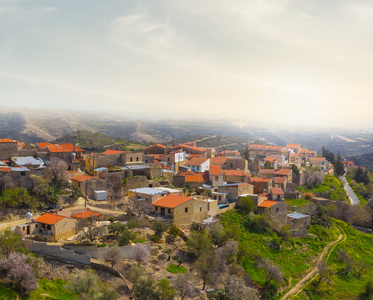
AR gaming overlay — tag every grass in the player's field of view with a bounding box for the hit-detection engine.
[302,219,373,299]
[166,264,188,274]
[285,198,310,210]
[220,209,340,287]
[0,279,76,300]
[298,175,348,201]
[345,176,368,206]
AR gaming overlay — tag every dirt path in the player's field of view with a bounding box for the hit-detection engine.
[0,215,41,231]
[280,226,346,299]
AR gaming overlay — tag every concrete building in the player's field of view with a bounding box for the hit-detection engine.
[216,183,254,202]
[185,157,210,173]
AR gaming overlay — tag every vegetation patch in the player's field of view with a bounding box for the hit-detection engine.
[166,264,188,274]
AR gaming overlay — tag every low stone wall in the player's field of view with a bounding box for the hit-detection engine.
[290,229,307,237]
[63,242,151,260]
[22,239,91,265]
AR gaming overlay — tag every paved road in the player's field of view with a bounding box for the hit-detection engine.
[341,174,360,205]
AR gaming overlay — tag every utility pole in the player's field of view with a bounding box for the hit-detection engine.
[3,176,6,216]
[85,178,88,208]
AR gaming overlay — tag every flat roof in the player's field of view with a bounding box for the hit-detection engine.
[287,212,310,219]
[130,187,166,195]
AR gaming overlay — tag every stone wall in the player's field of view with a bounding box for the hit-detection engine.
[0,142,18,160]
[17,149,37,157]
[125,176,149,190]
[22,239,91,265]
[63,242,151,260]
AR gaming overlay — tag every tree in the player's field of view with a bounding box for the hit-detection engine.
[157,278,176,300]
[194,250,217,290]
[133,244,149,266]
[0,252,38,296]
[315,260,331,286]
[334,153,345,176]
[118,227,136,246]
[81,217,106,242]
[108,222,126,237]
[336,248,356,276]
[322,147,335,164]
[44,158,69,188]
[208,222,227,247]
[263,161,274,169]
[106,246,122,268]
[359,279,373,300]
[132,277,158,300]
[152,220,169,238]
[215,275,259,300]
[243,145,250,161]
[186,230,212,257]
[277,225,291,244]
[67,268,118,300]
[125,264,145,286]
[307,171,325,188]
[292,164,300,177]
[237,196,255,213]
[0,229,24,258]
[172,274,195,300]
[169,225,181,238]
[259,259,283,287]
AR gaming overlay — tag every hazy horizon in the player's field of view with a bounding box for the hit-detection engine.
[1,1,373,128]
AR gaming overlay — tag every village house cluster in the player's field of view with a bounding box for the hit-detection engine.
[0,138,341,240]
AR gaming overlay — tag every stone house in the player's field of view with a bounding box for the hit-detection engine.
[275,168,293,182]
[0,139,21,160]
[210,165,224,186]
[185,157,210,173]
[256,200,287,224]
[249,177,273,194]
[0,167,33,189]
[151,195,218,229]
[274,177,287,192]
[271,187,285,201]
[216,183,254,202]
[286,144,302,155]
[143,144,167,155]
[258,168,276,178]
[223,169,250,183]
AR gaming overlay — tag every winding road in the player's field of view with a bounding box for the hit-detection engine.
[341,174,360,205]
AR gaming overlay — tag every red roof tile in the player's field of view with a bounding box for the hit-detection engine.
[71,211,102,219]
[152,195,194,208]
[182,145,207,153]
[286,144,301,149]
[211,156,227,165]
[180,171,199,176]
[250,177,270,183]
[35,213,66,225]
[36,142,51,149]
[210,165,223,176]
[271,188,284,195]
[0,139,17,143]
[58,143,84,152]
[250,144,285,152]
[274,177,287,184]
[184,175,204,183]
[259,169,275,174]
[275,169,292,176]
[257,200,278,208]
[102,149,125,155]
[224,170,245,177]
[186,157,209,166]
[71,175,96,182]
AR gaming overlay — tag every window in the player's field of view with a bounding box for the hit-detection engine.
[200,207,202,212]
[276,208,279,212]
[185,207,188,213]
[230,164,233,168]
[197,166,200,171]
[155,207,158,211]
[168,209,171,213]
[130,157,133,162]
[136,157,139,161]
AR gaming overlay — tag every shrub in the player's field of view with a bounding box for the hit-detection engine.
[166,264,188,274]
[150,235,161,243]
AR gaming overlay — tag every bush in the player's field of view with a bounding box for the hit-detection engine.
[166,264,188,274]
[150,235,161,243]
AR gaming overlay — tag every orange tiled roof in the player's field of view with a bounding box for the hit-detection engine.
[275,169,292,176]
[224,170,245,177]
[102,149,125,155]
[211,156,227,165]
[274,177,287,184]
[309,157,327,162]
[286,144,301,149]
[188,153,203,159]
[271,188,284,195]
[250,177,270,183]
[35,213,65,225]
[220,150,240,156]
[184,175,204,183]
[71,175,96,182]
[186,157,209,166]
[182,145,207,153]
[259,169,275,174]
[265,157,278,163]
[179,171,199,176]
[36,142,51,149]
[210,165,223,176]
[71,211,102,219]
[58,143,84,152]
[45,144,70,153]
[152,195,194,208]
[0,167,11,172]
[0,139,17,143]
[257,200,278,208]
[145,144,166,149]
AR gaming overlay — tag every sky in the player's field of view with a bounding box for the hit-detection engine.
[1,0,373,128]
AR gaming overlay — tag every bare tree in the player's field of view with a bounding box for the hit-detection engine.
[225,275,259,300]
[80,217,106,242]
[44,158,69,188]
[172,274,195,300]
[133,244,149,266]
[259,259,283,287]
[316,260,331,286]
[215,240,239,274]
[194,250,217,290]
[106,246,122,269]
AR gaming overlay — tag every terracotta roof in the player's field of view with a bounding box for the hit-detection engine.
[182,145,207,153]
[271,188,284,195]
[102,149,125,155]
[274,177,287,184]
[188,153,203,159]
[0,167,11,172]
[45,144,70,153]
[211,156,227,165]
[300,148,316,155]
[265,157,278,163]
[259,169,275,174]
[0,139,17,143]
[71,211,102,219]
[184,175,204,183]
[210,165,223,176]
[35,213,65,225]
[144,144,166,151]
[36,142,51,149]
[220,150,240,156]
[250,177,270,183]
[152,195,194,208]
[275,169,292,176]
[224,170,245,177]
[186,157,209,166]
[257,200,278,208]
[58,143,84,152]
[71,175,96,182]
[286,144,301,149]
[309,157,327,162]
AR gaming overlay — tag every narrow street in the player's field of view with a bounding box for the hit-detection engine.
[341,174,360,205]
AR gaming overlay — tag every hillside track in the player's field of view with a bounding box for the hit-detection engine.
[280,225,346,299]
